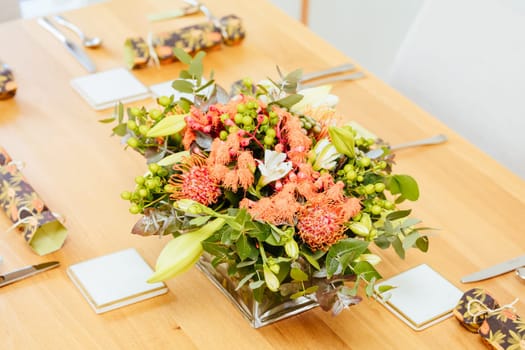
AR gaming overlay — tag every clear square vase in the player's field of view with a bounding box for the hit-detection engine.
[196,252,319,328]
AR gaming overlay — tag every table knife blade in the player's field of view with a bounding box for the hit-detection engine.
[461,254,525,283]
[64,40,96,73]
[37,17,96,73]
[0,261,60,287]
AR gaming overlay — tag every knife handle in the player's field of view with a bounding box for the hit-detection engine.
[37,17,67,43]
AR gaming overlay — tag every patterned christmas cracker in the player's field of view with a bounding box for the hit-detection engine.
[125,15,246,69]
[0,63,16,100]
[0,147,67,255]
[454,288,525,350]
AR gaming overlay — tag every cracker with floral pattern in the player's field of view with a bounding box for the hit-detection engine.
[0,147,67,255]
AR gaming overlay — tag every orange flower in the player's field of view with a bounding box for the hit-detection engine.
[208,138,231,166]
[297,203,346,251]
[168,154,221,206]
[182,128,196,150]
[276,107,312,164]
[241,183,300,225]
[297,193,361,251]
[236,151,256,190]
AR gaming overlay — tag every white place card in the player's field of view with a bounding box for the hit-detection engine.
[67,248,168,314]
[374,264,463,331]
[71,67,151,110]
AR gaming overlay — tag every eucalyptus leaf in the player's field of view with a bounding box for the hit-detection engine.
[189,51,205,79]
[300,251,321,270]
[402,231,420,250]
[392,236,405,259]
[195,79,215,93]
[173,47,192,64]
[179,70,193,79]
[98,117,115,123]
[290,268,309,282]
[272,94,303,109]
[399,217,422,229]
[237,260,257,268]
[112,123,127,137]
[235,272,256,291]
[146,149,167,164]
[386,209,412,221]
[172,80,195,94]
[373,235,391,249]
[249,280,265,290]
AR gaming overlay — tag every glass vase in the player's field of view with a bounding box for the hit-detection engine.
[196,252,319,328]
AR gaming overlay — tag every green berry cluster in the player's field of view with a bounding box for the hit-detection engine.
[122,95,185,154]
[120,163,172,214]
[336,134,394,220]
[220,101,281,149]
[299,115,322,135]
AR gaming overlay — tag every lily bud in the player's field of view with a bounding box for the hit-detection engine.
[348,222,370,237]
[328,126,355,158]
[355,253,381,266]
[284,240,299,260]
[148,218,225,283]
[263,265,280,292]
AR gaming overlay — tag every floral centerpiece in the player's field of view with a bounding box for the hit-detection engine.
[104,50,429,326]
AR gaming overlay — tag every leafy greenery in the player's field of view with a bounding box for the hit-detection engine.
[107,51,432,315]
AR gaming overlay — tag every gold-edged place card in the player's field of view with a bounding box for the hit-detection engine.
[67,248,168,314]
[374,264,463,331]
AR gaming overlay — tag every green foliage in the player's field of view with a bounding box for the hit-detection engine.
[107,56,433,316]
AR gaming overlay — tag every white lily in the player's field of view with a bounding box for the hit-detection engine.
[257,150,292,188]
[291,85,339,115]
[311,138,341,171]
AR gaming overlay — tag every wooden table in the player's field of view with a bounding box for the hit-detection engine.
[1,0,524,348]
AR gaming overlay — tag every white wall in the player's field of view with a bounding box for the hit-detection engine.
[268,0,424,80]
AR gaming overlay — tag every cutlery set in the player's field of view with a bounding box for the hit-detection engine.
[37,15,100,73]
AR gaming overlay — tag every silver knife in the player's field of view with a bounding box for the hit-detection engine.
[0,261,60,288]
[461,254,525,283]
[37,17,96,73]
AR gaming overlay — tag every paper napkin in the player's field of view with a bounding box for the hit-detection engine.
[67,248,168,314]
[71,68,150,110]
[374,264,463,331]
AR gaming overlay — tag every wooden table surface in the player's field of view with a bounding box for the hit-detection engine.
[1,0,524,348]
